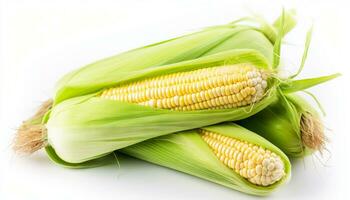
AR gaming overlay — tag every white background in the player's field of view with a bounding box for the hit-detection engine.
[0,0,349,199]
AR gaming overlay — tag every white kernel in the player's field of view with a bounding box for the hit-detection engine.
[255,76,262,83]
[148,99,155,107]
[262,167,268,175]
[267,163,275,171]
[256,165,262,175]
[262,158,270,167]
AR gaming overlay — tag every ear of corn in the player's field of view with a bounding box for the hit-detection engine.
[45,50,278,163]
[119,123,291,196]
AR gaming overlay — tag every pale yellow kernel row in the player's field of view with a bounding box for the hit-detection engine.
[200,129,285,186]
[99,64,268,111]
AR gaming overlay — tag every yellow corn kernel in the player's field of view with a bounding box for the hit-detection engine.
[200,129,285,186]
[100,64,268,110]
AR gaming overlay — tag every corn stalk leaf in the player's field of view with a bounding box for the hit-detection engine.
[289,26,313,79]
[272,9,285,69]
[280,73,341,93]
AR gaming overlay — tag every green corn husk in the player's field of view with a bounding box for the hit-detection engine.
[119,123,291,196]
[238,93,326,158]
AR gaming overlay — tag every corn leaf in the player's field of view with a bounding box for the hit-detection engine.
[289,26,313,79]
[280,73,341,93]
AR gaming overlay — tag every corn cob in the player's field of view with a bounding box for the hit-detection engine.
[120,123,291,195]
[200,130,285,186]
[100,64,268,111]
